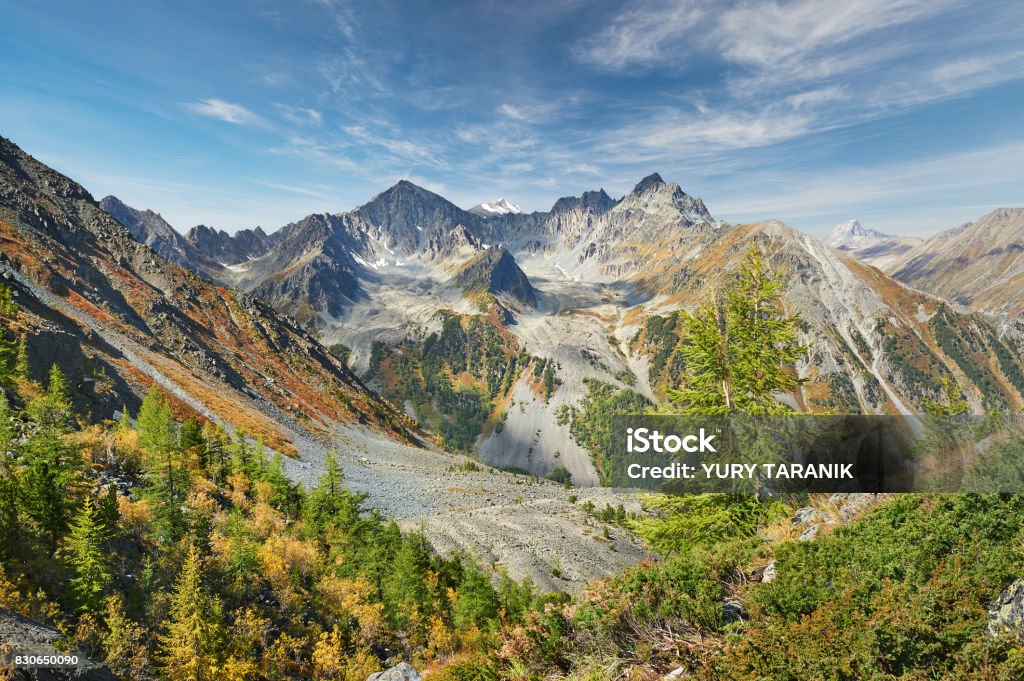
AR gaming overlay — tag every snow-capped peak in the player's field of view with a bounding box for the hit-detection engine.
[468,197,522,216]
[825,219,890,248]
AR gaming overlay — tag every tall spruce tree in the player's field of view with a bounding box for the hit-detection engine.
[136,388,186,541]
[158,545,224,680]
[14,337,29,379]
[66,499,110,615]
[667,246,807,415]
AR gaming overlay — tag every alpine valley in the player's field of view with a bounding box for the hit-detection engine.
[87,149,1024,488]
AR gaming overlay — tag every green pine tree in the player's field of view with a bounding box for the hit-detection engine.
[158,545,224,680]
[104,593,149,680]
[136,388,186,541]
[46,363,70,405]
[924,376,969,417]
[66,499,110,615]
[14,337,29,379]
[667,246,807,415]
[453,557,500,629]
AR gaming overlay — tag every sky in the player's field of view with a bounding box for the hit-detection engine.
[1,0,1022,238]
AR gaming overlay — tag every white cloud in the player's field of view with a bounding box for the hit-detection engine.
[185,98,269,127]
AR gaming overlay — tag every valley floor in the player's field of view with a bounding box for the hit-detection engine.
[281,422,650,593]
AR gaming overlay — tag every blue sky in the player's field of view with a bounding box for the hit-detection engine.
[1,0,1022,237]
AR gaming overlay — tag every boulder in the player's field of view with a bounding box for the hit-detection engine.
[0,608,117,679]
[792,506,828,526]
[368,662,422,681]
[987,577,1024,638]
[798,524,820,542]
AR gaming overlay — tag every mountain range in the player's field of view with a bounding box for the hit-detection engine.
[90,163,1024,486]
[0,136,416,460]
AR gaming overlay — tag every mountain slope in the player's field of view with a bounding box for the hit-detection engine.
[0,136,416,456]
[452,246,537,306]
[889,208,1024,316]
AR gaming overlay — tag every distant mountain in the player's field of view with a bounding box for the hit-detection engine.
[468,197,522,216]
[185,223,277,265]
[888,208,1024,316]
[825,219,923,269]
[99,195,224,276]
[0,136,417,457]
[826,219,890,247]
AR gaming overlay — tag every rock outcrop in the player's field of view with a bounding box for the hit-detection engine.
[0,608,117,680]
[367,662,422,681]
[987,577,1024,638]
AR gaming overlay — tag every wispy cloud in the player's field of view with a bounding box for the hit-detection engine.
[275,104,323,127]
[710,142,1024,236]
[185,98,269,127]
[342,125,448,169]
[574,0,704,70]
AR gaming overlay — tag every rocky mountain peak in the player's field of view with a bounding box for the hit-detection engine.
[185,222,276,266]
[614,174,713,224]
[550,188,619,216]
[353,179,485,257]
[632,173,665,194]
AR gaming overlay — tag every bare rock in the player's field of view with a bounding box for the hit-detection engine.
[0,608,116,680]
[368,662,422,681]
[987,577,1024,639]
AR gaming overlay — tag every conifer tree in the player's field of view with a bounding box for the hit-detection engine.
[304,450,361,533]
[66,499,110,615]
[158,545,224,680]
[179,416,204,463]
[266,451,292,512]
[667,246,807,415]
[104,593,149,680]
[136,388,186,541]
[47,363,69,402]
[14,337,29,379]
[453,558,500,629]
[0,333,16,385]
[386,530,433,629]
[924,376,969,417]
[0,284,17,318]
[98,483,120,537]
[200,423,229,482]
[0,395,19,560]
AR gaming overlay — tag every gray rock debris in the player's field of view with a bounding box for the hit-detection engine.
[987,577,1024,639]
[0,608,117,680]
[792,506,829,526]
[368,662,422,681]
[798,524,820,542]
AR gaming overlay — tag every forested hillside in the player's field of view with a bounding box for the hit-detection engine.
[0,283,542,679]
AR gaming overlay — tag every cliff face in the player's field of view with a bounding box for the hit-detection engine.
[453,246,537,306]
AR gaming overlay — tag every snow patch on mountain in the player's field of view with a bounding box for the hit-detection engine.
[469,197,522,216]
